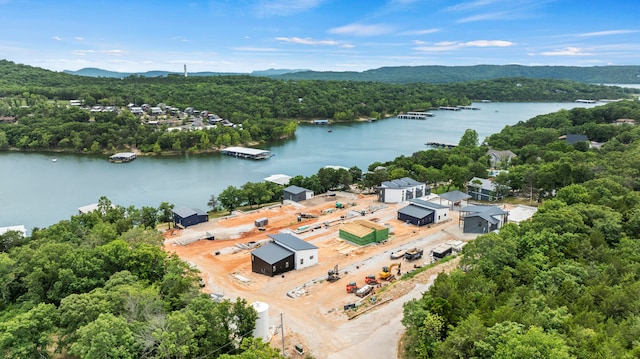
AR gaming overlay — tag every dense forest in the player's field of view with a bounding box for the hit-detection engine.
[0,60,635,155]
[399,100,640,358]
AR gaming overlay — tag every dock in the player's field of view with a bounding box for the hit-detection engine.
[397,111,435,120]
[456,106,481,110]
[109,152,137,163]
[425,141,457,149]
[438,106,461,111]
[221,146,272,160]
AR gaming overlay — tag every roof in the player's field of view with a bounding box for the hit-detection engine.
[264,174,292,186]
[398,204,434,219]
[439,190,472,202]
[380,177,423,189]
[409,198,448,209]
[340,220,387,237]
[284,185,310,194]
[507,205,538,223]
[560,134,589,144]
[172,206,206,218]
[468,177,496,191]
[222,146,270,156]
[0,225,26,236]
[78,203,99,214]
[268,233,318,251]
[487,149,517,159]
[109,152,136,159]
[461,205,509,224]
[252,242,294,264]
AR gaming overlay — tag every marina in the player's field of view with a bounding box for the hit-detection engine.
[109,152,137,163]
[397,111,435,119]
[220,146,272,160]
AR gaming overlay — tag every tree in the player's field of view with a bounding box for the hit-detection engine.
[207,194,220,211]
[69,313,137,359]
[218,186,245,212]
[0,303,59,358]
[458,128,479,148]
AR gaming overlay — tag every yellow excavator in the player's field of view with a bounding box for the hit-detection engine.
[379,262,401,281]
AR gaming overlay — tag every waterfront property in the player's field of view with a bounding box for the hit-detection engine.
[109,152,137,163]
[378,177,429,203]
[251,232,318,276]
[467,177,507,201]
[172,206,209,228]
[460,205,509,234]
[221,146,272,160]
[397,198,449,226]
[283,185,314,202]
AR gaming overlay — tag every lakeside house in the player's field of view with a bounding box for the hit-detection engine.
[377,177,429,203]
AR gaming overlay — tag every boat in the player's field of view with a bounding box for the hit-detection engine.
[327,129,332,133]
[51,158,58,162]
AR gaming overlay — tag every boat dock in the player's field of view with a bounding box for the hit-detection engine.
[456,106,481,110]
[438,106,461,111]
[397,111,435,119]
[221,146,272,160]
[109,152,137,163]
[425,141,457,149]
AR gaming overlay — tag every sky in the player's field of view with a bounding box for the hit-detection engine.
[1,0,639,73]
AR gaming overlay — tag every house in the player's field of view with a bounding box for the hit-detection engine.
[460,205,509,234]
[0,225,27,237]
[283,185,314,202]
[559,134,588,145]
[264,174,292,186]
[268,233,318,270]
[172,206,209,228]
[0,116,17,123]
[129,107,144,115]
[397,198,449,226]
[339,220,389,246]
[487,149,517,168]
[377,177,429,203]
[150,107,163,116]
[251,232,318,276]
[467,177,506,201]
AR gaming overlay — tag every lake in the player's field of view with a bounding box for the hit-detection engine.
[0,102,602,231]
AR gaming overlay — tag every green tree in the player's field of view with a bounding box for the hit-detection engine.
[69,313,137,359]
[0,303,59,358]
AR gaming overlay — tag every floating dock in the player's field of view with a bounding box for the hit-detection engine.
[221,146,272,160]
[109,152,137,163]
[397,111,435,119]
[456,106,481,110]
[438,106,461,111]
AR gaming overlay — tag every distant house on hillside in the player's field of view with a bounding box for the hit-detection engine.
[467,177,507,201]
[559,134,588,145]
[283,185,314,202]
[172,206,208,228]
[397,198,449,226]
[460,205,509,234]
[487,149,517,169]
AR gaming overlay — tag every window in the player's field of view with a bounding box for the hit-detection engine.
[285,262,289,268]
[310,255,314,260]
[300,258,304,264]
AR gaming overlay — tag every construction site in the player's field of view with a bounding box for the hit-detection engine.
[164,191,480,358]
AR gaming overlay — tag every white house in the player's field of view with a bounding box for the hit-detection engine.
[378,177,428,203]
[268,232,318,270]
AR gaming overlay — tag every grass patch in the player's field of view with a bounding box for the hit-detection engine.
[400,254,458,280]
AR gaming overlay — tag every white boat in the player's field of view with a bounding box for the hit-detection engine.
[51,158,58,162]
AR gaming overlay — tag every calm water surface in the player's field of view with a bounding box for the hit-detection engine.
[0,102,601,231]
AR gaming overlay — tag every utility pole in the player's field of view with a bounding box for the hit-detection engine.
[280,313,286,358]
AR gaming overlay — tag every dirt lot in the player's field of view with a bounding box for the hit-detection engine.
[164,192,480,358]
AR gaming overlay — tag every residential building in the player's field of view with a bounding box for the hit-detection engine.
[378,177,429,203]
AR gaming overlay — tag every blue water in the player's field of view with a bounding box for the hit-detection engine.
[0,102,601,231]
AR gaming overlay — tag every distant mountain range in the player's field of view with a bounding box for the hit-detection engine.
[62,64,640,84]
[62,68,309,78]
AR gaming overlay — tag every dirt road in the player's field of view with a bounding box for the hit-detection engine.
[164,193,478,358]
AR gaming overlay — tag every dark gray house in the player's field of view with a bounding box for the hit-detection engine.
[460,205,509,234]
[251,243,295,277]
[283,185,314,202]
[172,206,209,228]
[397,199,449,226]
[467,177,507,202]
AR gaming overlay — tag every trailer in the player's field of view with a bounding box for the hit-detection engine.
[355,284,373,297]
[431,244,453,259]
[404,247,424,261]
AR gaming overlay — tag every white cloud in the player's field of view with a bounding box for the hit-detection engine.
[400,28,441,36]
[413,39,514,52]
[577,30,639,37]
[255,0,324,17]
[103,50,125,56]
[457,11,510,23]
[446,0,502,12]
[53,36,62,41]
[461,40,514,47]
[74,37,84,41]
[540,47,593,56]
[275,37,340,46]
[328,23,394,37]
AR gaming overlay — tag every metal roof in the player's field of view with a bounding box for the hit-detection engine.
[439,190,472,202]
[268,233,318,251]
[398,204,434,219]
[461,205,508,224]
[284,185,310,195]
[252,242,294,264]
[221,146,270,156]
[172,206,198,218]
[380,177,423,189]
[409,198,448,209]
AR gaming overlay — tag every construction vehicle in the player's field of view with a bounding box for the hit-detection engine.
[379,262,401,281]
[404,247,424,261]
[355,284,373,297]
[327,264,340,282]
[346,282,359,293]
[365,274,380,285]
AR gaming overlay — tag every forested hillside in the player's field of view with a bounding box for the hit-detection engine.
[400,100,640,358]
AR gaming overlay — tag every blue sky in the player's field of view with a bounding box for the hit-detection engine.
[1,0,638,73]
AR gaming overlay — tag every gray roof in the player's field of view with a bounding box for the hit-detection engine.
[468,177,496,191]
[461,205,508,224]
[172,206,207,218]
[398,204,434,219]
[409,198,448,209]
[380,177,423,189]
[268,233,318,251]
[439,190,472,202]
[252,243,294,264]
[284,185,310,195]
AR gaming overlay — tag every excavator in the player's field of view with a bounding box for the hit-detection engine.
[327,264,340,282]
[379,262,401,281]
